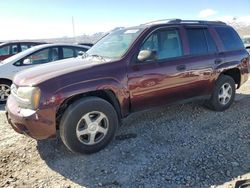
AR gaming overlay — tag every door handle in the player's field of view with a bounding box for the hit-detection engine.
[214,59,223,64]
[176,64,186,71]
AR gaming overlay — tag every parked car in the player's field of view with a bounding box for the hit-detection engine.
[242,35,250,52]
[6,19,249,154]
[0,41,44,61]
[0,43,90,103]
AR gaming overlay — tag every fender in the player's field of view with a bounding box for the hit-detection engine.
[53,77,130,117]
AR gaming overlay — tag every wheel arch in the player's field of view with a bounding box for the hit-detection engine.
[0,78,12,85]
[55,89,122,129]
[220,68,241,89]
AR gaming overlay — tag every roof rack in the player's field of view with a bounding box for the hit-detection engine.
[143,19,226,25]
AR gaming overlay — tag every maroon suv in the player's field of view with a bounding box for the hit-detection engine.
[6,19,249,154]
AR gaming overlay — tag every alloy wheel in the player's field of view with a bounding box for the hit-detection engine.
[218,83,232,105]
[0,84,11,102]
[76,111,109,145]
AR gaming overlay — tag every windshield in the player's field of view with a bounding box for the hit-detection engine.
[87,28,144,60]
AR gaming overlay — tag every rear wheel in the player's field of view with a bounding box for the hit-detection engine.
[60,97,119,154]
[206,75,235,111]
[0,80,12,104]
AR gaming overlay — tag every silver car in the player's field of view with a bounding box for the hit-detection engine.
[0,43,90,103]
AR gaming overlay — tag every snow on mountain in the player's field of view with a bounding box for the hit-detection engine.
[220,16,250,36]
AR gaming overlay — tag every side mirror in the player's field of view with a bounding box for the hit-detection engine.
[78,51,85,56]
[137,50,156,62]
[23,59,32,65]
[78,51,87,58]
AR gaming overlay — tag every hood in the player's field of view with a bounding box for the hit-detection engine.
[14,57,105,86]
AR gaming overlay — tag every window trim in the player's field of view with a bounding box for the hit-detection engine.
[134,26,184,65]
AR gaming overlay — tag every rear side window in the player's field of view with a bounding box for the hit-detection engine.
[215,27,244,51]
[187,29,207,55]
[187,28,217,55]
[186,28,217,55]
[204,29,217,53]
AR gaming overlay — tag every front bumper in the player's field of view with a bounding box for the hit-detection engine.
[6,94,57,140]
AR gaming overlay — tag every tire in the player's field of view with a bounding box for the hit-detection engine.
[206,75,236,111]
[59,97,119,154]
[0,80,12,105]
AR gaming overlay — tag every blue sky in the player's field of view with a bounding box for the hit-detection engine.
[0,0,249,40]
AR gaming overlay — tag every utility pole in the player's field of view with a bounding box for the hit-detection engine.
[72,16,76,43]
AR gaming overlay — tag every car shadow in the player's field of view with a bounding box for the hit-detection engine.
[37,93,250,187]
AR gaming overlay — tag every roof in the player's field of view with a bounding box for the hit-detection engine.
[31,43,90,50]
[141,19,227,26]
[0,41,44,46]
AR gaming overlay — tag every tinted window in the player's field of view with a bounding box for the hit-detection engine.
[10,44,18,55]
[0,45,10,56]
[187,28,208,55]
[215,27,244,51]
[24,48,59,65]
[204,29,217,53]
[21,44,29,51]
[141,29,183,60]
[63,47,75,58]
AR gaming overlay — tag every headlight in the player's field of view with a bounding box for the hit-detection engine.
[16,87,41,110]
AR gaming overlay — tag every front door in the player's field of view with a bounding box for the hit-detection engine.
[128,27,191,111]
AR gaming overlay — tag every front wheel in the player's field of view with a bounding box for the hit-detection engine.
[0,80,12,104]
[59,97,119,154]
[206,75,236,111]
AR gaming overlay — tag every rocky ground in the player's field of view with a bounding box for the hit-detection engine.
[1,81,250,188]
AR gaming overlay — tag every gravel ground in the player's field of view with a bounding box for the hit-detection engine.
[1,81,250,188]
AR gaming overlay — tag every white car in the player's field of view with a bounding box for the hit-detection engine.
[0,43,90,103]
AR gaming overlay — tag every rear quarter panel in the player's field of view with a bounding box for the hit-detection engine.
[214,50,249,87]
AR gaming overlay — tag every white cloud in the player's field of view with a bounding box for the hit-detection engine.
[198,9,217,18]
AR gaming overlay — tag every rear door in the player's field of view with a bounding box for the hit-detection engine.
[181,26,220,96]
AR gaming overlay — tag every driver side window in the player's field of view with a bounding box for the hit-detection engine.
[140,29,183,61]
